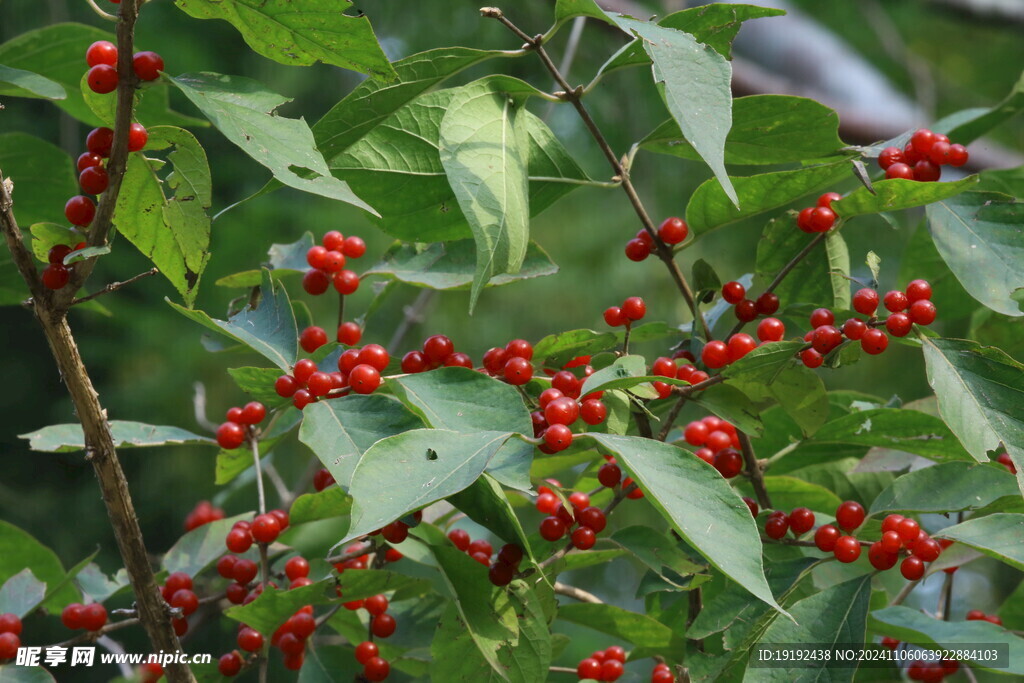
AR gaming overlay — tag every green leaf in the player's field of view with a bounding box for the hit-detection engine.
[642,95,842,165]
[691,383,764,437]
[686,160,851,237]
[224,580,336,634]
[553,0,615,27]
[921,336,1024,492]
[80,71,208,129]
[388,367,532,434]
[807,408,972,462]
[430,546,521,680]
[899,221,976,320]
[431,602,504,683]
[833,176,979,218]
[447,474,534,560]
[173,0,394,79]
[20,420,213,452]
[0,520,78,612]
[0,569,47,618]
[29,223,81,264]
[734,366,829,438]
[226,367,289,408]
[745,575,872,682]
[342,430,514,543]
[0,133,78,227]
[722,341,804,384]
[590,434,783,615]
[169,269,298,371]
[0,64,64,99]
[870,606,1024,674]
[610,526,706,585]
[614,17,736,206]
[579,355,691,399]
[215,407,301,485]
[871,462,1018,514]
[162,514,251,576]
[297,646,360,682]
[0,259,29,307]
[825,232,851,311]
[75,564,129,604]
[753,218,834,313]
[557,603,675,650]
[438,79,531,310]
[330,86,590,244]
[757,476,843,513]
[113,127,212,305]
[935,513,1024,570]
[937,71,1024,145]
[365,240,557,291]
[926,191,1024,317]
[289,487,351,526]
[0,666,57,682]
[168,72,375,212]
[298,393,423,489]
[532,329,618,369]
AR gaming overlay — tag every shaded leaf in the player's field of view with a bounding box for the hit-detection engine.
[0,133,78,227]
[871,462,1018,514]
[162,514,252,577]
[557,603,675,650]
[833,176,978,218]
[935,513,1024,571]
[20,421,213,452]
[807,408,972,462]
[0,570,47,618]
[0,520,78,612]
[0,64,64,99]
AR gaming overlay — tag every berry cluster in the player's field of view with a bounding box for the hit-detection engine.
[575,645,627,681]
[60,602,108,632]
[719,280,780,324]
[446,529,524,585]
[85,39,163,94]
[0,613,23,661]
[624,216,689,261]
[795,192,842,233]
[532,371,606,453]
[905,658,960,682]
[403,334,476,374]
[480,337,534,385]
[535,485,609,549]
[215,401,267,449]
[878,128,969,182]
[681,416,743,478]
[161,571,197,636]
[298,321,363,353]
[354,639,391,681]
[183,499,225,532]
[596,458,644,499]
[603,296,647,327]
[966,609,1002,625]
[301,231,366,296]
[225,510,290,554]
[274,345,387,410]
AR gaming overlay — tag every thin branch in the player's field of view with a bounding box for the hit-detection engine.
[670,374,725,397]
[84,0,118,21]
[890,579,920,607]
[325,542,372,565]
[737,432,771,509]
[481,7,712,341]
[687,588,704,652]
[658,395,689,441]
[553,581,603,603]
[249,433,267,515]
[550,666,579,674]
[70,267,158,305]
[54,617,140,648]
[262,462,291,506]
[387,289,436,354]
[191,382,218,433]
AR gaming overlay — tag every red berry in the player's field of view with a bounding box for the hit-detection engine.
[842,318,867,340]
[505,338,533,360]
[238,402,264,425]
[998,452,1017,474]
[727,333,757,362]
[232,558,258,585]
[601,659,625,682]
[577,657,602,679]
[82,603,107,631]
[878,147,904,169]
[800,348,823,368]
[79,165,109,195]
[87,127,114,157]
[251,514,281,543]
[216,422,246,449]
[86,40,118,67]
[789,507,815,535]
[503,357,533,385]
[705,430,732,452]
[322,250,345,273]
[929,140,951,165]
[545,397,580,426]
[535,492,558,514]
[571,526,596,549]
[733,299,757,322]
[811,325,842,354]
[580,399,607,425]
[713,448,742,478]
[322,230,345,251]
[885,162,914,180]
[237,627,264,652]
[275,375,299,398]
[622,296,646,321]
[796,207,816,233]
[371,613,396,638]
[128,122,148,152]
[355,640,379,665]
[683,421,709,446]
[755,292,780,315]
[363,656,390,682]
[742,497,758,517]
[818,192,842,208]
[446,528,470,551]
[77,152,103,172]
[349,364,381,394]
[911,129,936,155]
[170,589,199,616]
[852,288,879,315]
[809,207,836,232]
[914,538,942,563]
[364,594,389,616]
[422,335,454,363]
[814,524,840,552]
[0,614,22,636]
[302,269,329,295]
[908,299,936,325]
[299,326,327,353]
[335,321,361,345]
[914,160,941,182]
[860,329,888,355]
[218,651,242,677]
[333,269,359,294]
[835,501,865,531]
[358,344,390,372]
[577,506,606,532]
[306,246,328,270]
[624,238,651,261]
[901,556,925,580]
[598,463,621,488]
[87,64,118,93]
[65,195,96,227]
[226,528,253,554]
[381,521,409,545]
[603,306,627,327]
[947,144,968,167]
[342,236,366,258]
[543,424,573,451]
[400,350,428,373]
[886,312,912,337]
[721,281,745,304]
[896,518,921,543]
[539,516,566,541]
[42,263,70,290]
[701,340,730,369]
[905,279,932,302]
[604,646,626,663]
[496,543,523,568]
[658,216,688,244]
[884,290,909,312]
[753,317,784,343]
[833,536,861,563]
[133,51,164,81]
[765,515,789,539]
[868,541,898,571]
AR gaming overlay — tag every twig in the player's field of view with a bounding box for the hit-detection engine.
[658,395,689,441]
[890,579,920,607]
[387,289,436,354]
[249,434,267,515]
[262,462,291,506]
[54,617,140,648]
[337,292,345,332]
[325,542,372,565]
[633,409,653,439]
[937,569,955,621]
[191,382,218,432]
[737,432,771,509]
[550,666,579,674]
[539,482,635,570]
[688,588,704,652]
[70,267,158,305]
[670,374,726,397]
[553,581,603,603]
[84,0,118,21]
[315,603,342,628]
[481,7,712,341]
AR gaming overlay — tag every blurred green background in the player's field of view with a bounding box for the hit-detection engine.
[1,0,1023,679]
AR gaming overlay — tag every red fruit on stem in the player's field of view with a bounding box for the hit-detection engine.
[133,51,164,80]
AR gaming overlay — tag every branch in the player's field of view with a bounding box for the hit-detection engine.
[71,267,159,305]
[387,288,436,354]
[737,432,771,509]
[658,395,688,441]
[57,0,143,306]
[481,7,712,341]
[553,581,603,603]
[890,579,921,607]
